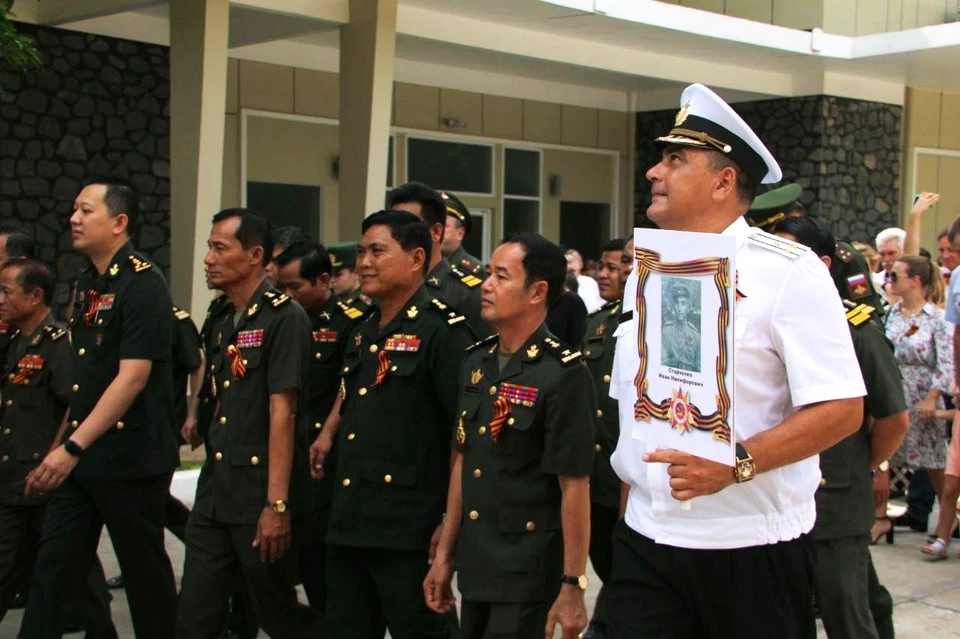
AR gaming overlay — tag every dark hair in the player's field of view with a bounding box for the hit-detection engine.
[771,216,834,259]
[273,225,310,254]
[386,182,446,230]
[564,272,579,293]
[0,225,35,259]
[707,152,757,206]
[919,247,932,261]
[600,238,626,254]
[938,228,949,241]
[502,233,567,308]
[211,208,274,267]
[274,241,332,281]
[950,216,960,243]
[361,210,432,275]
[1,259,55,306]
[82,175,139,222]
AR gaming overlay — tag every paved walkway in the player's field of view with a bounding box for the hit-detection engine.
[2,470,960,638]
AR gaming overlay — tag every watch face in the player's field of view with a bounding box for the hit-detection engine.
[578,575,589,590]
[736,459,755,482]
[274,500,287,513]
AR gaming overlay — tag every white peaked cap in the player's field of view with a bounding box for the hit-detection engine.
[655,83,782,185]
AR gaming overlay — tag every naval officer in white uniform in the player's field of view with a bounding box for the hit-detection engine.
[607,84,866,639]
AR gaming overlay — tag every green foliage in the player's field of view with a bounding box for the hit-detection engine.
[1,1,42,72]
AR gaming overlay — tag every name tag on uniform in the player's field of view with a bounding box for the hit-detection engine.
[498,382,539,407]
[236,329,264,348]
[313,329,338,343]
[384,334,421,352]
[17,354,43,370]
[96,294,115,311]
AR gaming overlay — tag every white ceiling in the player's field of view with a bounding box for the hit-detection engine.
[37,0,960,110]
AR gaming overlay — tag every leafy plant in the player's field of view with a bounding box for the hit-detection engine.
[1,0,42,72]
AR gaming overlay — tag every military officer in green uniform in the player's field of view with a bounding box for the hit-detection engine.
[317,211,473,639]
[22,176,178,639]
[388,181,493,338]
[274,240,366,613]
[424,233,597,639]
[328,241,373,313]
[661,282,700,373]
[773,216,907,639]
[580,238,627,639]
[0,228,36,369]
[0,259,116,639]
[749,183,885,316]
[440,191,486,278]
[105,303,204,589]
[176,208,322,639]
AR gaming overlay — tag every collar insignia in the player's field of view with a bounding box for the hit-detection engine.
[526,344,540,359]
[108,263,119,277]
[406,306,419,319]
[247,303,258,316]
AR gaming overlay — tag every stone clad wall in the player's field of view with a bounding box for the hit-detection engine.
[0,23,171,313]
[635,96,902,244]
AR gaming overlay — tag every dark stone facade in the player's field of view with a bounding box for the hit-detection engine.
[0,23,170,313]
[635,96,902,243]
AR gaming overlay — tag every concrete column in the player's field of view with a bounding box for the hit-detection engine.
[338,0,398,241]
[169,0,229,314]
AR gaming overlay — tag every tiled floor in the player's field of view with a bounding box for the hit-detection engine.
[2,474,959,638]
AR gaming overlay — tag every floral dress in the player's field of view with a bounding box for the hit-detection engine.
[884,301,955,469]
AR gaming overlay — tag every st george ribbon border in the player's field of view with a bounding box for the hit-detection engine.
[632,247,732,444]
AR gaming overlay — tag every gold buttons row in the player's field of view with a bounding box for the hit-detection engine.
[212,452,259,465]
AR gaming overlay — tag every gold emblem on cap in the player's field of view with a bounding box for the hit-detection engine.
[471,368,484,385]
[675,101,691,126]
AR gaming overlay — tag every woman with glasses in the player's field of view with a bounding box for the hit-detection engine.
[874,256,954,544]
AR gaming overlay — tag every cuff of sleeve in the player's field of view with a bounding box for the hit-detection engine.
[791,381,866,408]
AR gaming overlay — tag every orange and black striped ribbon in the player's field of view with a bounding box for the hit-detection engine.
[371,350,390,388]
[488,397,511,443]
[226,344,246,380]
[83,289,100,325]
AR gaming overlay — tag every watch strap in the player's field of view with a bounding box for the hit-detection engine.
[63,439,84,457]
[735,443,749,461]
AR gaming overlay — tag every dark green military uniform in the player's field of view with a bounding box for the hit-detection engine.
[0,316,117,635]
[325,287,473,639]
[454,326,597,638]
[297,293,366,610]
[449,245,486,279]
[748,183,884,317]
[581,300,621,634]
[441,191,486,279]
[814,301,905,639]
[196,294,230,447]
[425,258,493,339]
[0,317,71,617]
[0,323,14,373]
[177,279,322,639]
[329,242,373,314]
[21,241,178,639]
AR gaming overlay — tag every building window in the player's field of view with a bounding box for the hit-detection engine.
[406,137,493,195]
[247,182,321,240]
[502,147,541,238]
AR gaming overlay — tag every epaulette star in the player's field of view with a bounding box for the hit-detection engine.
[430,298,465,325]
[44,326,66,341]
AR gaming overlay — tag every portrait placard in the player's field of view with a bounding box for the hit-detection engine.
[630,228,737,466]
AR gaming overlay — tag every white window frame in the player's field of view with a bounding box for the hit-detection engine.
[467,207,493,263]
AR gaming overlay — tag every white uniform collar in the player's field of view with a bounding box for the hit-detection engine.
[720,216,753,251]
